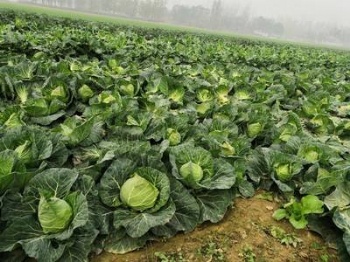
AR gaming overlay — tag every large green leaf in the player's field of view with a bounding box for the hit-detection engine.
[333,209,350,255]
[0,150,16,193]
[99,158,136,208]
[1,192,36,221]
[152,178,200,237]
[325,182,350,210]
[113,200,176,238]
[195,189,234,223]
[57,225,98,262]
[200,159,236,189]
[30,110,66,126]
[104,230,150,255]
[0,218,65,262]
[65,192,89,233]
[26,168,79,199]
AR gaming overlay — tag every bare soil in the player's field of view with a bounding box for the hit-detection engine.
[92,192,338,262]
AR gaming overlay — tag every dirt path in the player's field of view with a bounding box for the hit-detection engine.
[92,193,338,262]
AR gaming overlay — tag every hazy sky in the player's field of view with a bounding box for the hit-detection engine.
[167,0,350,27]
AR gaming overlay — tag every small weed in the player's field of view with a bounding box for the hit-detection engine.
[255,192,274,202]
[268,226,302,247]
[311,242,324,250]
[198,240,226,262]
[154,251,187,262]
[239,246,256,262]
[319,254,330,262]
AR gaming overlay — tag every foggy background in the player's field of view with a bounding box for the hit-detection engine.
[5,0,350,47]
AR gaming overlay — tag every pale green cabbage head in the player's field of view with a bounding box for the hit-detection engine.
[50,86,67,101]
[167,128,181,146]
[247,123,262,138]
[169,87,185,103]
[38,196,73,234]
[120,84,135,96]
[235,90,250,100]
[274,163,294,182]
[78,84,94,101]
[197,89,213,103]
[180,161,204,185]
[220,142,236,157]
[120,174,159,211]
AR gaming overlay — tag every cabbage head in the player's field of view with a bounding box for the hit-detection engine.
[78,84,94,101]
[197,89,213,103]
[235,90,251,100]
[50,86,69,103]
[274,163,293,182]
[297,144,322,163]
[167,128,181,146]
[180,161,204,186]
[247,122,263,138]
[38,196,73,234]
[120,174,159,211]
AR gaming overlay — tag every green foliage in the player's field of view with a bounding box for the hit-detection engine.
[198,241,226,262]
[0,9,350,261]
[273,195,324,229]
[239,246,256,262]
[268,226,302,247]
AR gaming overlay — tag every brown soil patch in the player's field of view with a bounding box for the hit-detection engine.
[91,193,338,262]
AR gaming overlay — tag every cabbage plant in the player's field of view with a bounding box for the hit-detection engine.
[0,127,68,191]
[99,159,175,238]
[0,168,96,262]
[97,158,200,254]
[169,144,236,223]
[247,148,303,193]
[55,116,104,147]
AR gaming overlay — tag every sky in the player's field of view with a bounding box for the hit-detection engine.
[167,0,350,27]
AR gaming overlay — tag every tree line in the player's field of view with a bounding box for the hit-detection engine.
[18,0,350,46]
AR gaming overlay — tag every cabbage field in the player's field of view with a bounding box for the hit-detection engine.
[0,9,350,262]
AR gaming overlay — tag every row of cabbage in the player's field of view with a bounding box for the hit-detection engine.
[0,11,350,261]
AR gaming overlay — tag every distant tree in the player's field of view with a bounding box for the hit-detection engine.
[250,17,284,37]
[171,5,210,28]
[74,0,92,11]
[210,0,222,29]
[139,0,167,21]
[105,0,139,17]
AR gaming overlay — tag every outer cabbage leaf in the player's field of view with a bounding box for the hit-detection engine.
[0,150,16,193]
[195,189,234,223]
[199,158,236,190]
[113,200,176,238]
[152,178,200,237]
[104,229,150,255]
[99,158,138,208]
[0,218,66,262]
[25,168,78,199]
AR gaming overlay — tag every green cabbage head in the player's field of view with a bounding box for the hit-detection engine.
[38,196,73,234]
[78,84,94,101]
[180,161,204,185]
[167,128,181,146]
[120,174,159,211]
[197,89,213,103]
[274,163,291,181]
[247,123,262,138]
